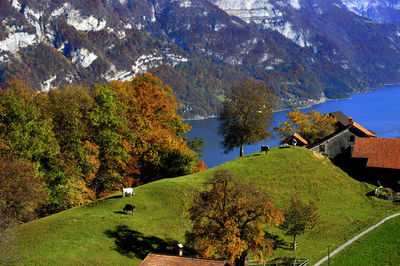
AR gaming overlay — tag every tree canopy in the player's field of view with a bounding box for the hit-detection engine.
[274,109,337,145]
[0,156,47,222]
[0,74,205,220]
[218,80,277,157]
[186,169,284,265]
[279,197,319,250]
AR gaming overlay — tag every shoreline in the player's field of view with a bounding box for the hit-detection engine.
[184,97,345,121]
[185,83,400,121]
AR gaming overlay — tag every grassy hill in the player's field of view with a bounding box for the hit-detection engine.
[14,147,400,265]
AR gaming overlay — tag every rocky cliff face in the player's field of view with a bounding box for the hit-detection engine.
[211,0,308,47]
[210,0,400,50]
[210,0,400,89]
[1,0,400,118]
[1,0,186,88]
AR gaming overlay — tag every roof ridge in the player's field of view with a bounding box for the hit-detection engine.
[293,132,308,144]
[352,121,376,137]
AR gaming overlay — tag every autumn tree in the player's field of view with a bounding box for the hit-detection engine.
[89,84,132,195]
[0,83,61,213]
[274,110,337,145]
[0,74,204,216]
[47,85,94,150]
[218,80,277,157]
[187,170,284,265]
[279,197,319,250]
[0,85,59,163]
[45,86,98,209]
[111,73,201,183]
[0,156,47,222]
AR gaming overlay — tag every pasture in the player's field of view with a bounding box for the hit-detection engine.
[328,215,400,265]
[14,147,400,265]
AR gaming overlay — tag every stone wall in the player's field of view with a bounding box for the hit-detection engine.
[310,129,357,159]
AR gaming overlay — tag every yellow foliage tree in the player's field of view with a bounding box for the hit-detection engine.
[274,109,337,145]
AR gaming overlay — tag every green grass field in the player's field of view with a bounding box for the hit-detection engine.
[13,147,400,265]
[328,216,400,265]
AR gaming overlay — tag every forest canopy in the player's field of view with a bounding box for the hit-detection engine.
[0,74,205,221]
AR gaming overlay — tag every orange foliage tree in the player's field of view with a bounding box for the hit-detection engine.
[110,73,202,184]
[187,170,284,265]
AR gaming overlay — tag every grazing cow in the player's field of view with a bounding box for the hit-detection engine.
[122,187,134,198]
[123,204,135,215]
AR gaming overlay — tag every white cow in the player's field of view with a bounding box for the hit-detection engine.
[122,187,135,198]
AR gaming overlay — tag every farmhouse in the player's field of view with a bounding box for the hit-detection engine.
[300,111,400,190]
[279,110,400,190]
[309,115,375,159]
[140,253,227,265]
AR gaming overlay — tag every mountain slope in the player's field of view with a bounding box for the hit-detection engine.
[15,147,400,264]
[211,0,400,90]
[1,0,400,118]
[341,0,400,23]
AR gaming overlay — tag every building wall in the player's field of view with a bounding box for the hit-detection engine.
[310,129,357,159]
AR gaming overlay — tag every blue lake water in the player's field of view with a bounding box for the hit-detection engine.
[186,85,400,168]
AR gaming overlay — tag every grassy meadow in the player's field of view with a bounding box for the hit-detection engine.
[13,147,400,265]
[328,216,400,265]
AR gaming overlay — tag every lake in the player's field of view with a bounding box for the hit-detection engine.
[186,84,400,168]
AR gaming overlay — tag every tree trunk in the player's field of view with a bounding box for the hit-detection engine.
[240,143,244,157]
[235,251,248,266]
[293,234,296,250]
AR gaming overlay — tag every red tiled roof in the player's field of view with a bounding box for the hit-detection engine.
[352,138,400,169]
[293,133,308,144]
[352,122,376,137]
[140,254,227,266]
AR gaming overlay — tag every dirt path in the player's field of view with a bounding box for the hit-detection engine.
[314,212,400,266]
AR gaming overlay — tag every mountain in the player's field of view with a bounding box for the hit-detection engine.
[341,0,400,23]
[211,0,400,83]
[0,0,400,118]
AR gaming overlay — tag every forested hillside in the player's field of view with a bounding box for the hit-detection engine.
[0,74,204,224]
